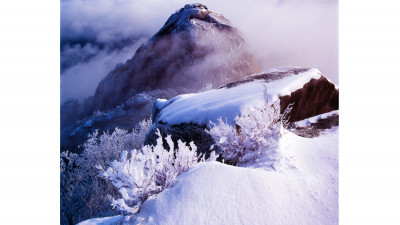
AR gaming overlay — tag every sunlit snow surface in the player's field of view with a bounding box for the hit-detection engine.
[156,68,322,126]
[79,127,338,225]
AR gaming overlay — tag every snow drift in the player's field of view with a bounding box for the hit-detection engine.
[79,127,339,225]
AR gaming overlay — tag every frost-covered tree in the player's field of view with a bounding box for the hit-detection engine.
[98,129,217,215]
[60,118,152,225]
[207,100,283,166]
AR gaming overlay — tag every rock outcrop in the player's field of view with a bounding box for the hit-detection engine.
[61,3,260,152]
[145,67,339,155]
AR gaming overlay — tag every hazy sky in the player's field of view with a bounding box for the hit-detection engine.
[60,0,338,103]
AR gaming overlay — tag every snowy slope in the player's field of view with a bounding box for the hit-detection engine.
[79,127,338,225]
[155,68,322,127]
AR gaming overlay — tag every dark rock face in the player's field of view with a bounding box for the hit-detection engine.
[61,4,259,152]
[279,76,339,123]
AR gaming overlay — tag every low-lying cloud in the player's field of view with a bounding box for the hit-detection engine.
[61,0,338,103]
[60,39,145,103]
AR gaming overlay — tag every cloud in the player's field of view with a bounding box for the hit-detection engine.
[60,39,145,103]
[201,0,338,84]
[61,0,169,44]
[60,0,171,72]
[60,0,185,103]
[60,0,338,103]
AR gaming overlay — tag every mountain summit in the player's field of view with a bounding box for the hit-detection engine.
[152,3,232,39]
[93,3,259,111]
[61,4,260,152]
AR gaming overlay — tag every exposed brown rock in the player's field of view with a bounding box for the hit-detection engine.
[279,76,339,123]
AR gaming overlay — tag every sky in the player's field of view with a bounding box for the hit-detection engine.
[60,0,338,103]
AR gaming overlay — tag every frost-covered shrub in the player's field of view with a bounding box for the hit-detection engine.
[98,129,217,215]
[84,118,152,168]
[60,118,152,225]
[207,101,282,166]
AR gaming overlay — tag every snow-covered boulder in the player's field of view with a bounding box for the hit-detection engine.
[145,67,338,154]
[61,3,259,152]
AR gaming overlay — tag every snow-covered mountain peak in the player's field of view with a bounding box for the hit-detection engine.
[152,3,232,40]
[91,3,257,112]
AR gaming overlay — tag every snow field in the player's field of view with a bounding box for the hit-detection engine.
[79,127,338,225]
[132,128,339,225]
